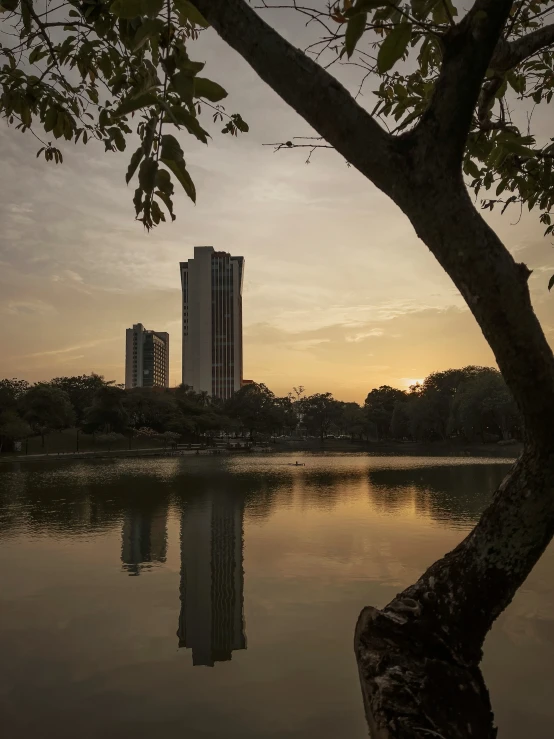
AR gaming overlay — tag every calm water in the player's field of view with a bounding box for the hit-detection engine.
[0,453,553,738]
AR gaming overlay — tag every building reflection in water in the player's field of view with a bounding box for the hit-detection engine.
[177,492,246,666]
[121,505,168,576]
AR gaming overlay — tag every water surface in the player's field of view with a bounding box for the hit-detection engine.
[0,454,552,738]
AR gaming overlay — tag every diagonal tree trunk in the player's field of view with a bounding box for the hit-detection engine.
[191,1,554,735]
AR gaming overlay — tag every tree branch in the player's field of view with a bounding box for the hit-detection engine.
[491,22,554,70]
[415,0,514,169]
[190,0,401,197]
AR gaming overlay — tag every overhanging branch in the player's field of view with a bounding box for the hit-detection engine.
[415,0,514,169]
[492,22,554,70]
[190,0,401,197]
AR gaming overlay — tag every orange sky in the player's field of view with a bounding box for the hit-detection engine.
[1,12,553,402]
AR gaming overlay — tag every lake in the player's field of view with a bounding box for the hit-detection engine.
[0,453,552,738]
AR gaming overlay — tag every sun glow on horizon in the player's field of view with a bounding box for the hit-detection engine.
[400,378,425,389]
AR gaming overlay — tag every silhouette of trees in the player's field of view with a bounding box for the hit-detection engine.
[364,386,408,440]
[0,369,522,450]
[299,392,342,441]
[20,384,75,446]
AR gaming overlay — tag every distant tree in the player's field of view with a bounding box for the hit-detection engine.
[82,386,129,434]
[273,396,298,435]
[20,384,75,447]
[50,374,111,422]
[225,382,278,439]
[0,412,32,453]
[390,403,410,441]
[403,366,498,441]
[449,370,520,442]
[124,387,179,432]
[291,386,305,401]
[340,402,366,440]
[364,386,407,440]
[0,379,30,414]
[299,392,341,441]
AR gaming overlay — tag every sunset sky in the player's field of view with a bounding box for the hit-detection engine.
[1,10,554,402]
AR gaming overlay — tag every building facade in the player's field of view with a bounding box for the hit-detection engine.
[125,323,169,389]
[180,246,244,399]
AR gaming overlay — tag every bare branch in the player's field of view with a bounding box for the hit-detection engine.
[191,0,399,197]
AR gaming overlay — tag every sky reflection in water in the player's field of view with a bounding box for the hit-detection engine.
[0,454,552,739]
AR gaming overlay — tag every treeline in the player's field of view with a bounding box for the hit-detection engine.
[0,365,520,452]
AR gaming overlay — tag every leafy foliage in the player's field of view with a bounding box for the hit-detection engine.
[20,383,76,439]
[298,392,342,440]
[50,373,112,421]
[336,1,554,241]
[0,0,248,228]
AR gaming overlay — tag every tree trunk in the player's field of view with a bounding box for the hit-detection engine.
[354,178,554,738]
[356,447,554,737]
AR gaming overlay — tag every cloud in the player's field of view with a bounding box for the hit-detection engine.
[4,300,56,316]
[346,328,385,342]
[51,270,84,283]
[14,337,117,360]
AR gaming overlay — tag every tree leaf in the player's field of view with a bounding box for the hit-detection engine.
[345,13,366,59]
[141,0,164,19]
[44,107,58,133]
[0,0,19,11]
[169,106,209,143]
[377,22,412,74]
[160,133,183,161]
[173,71,195,104]
[464,158,480,179]
[155,168,173,193]
[160,158,196,202]
[549,275,554,292]
[138,157,158,192]
[110,127,126,152]
[501,140,535,158]
[194,77,228,102]
[115,92,158,116]
[160,134,195,201]
[155,189,176,220]
[29,46,47,64]
[173,0,209,27]
[126,146,144,183]
[109,0,143,20]
[133,18,165,50]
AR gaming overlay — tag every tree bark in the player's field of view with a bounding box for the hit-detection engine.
[190,1,554,736]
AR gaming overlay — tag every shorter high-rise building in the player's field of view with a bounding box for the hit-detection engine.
[125,323,169,389]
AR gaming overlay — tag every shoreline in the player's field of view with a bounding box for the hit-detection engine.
[0,440,521,465]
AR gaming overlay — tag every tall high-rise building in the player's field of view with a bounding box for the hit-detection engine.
[177,492,246,666]
[125,323,169,389]
[180,246,244,399]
